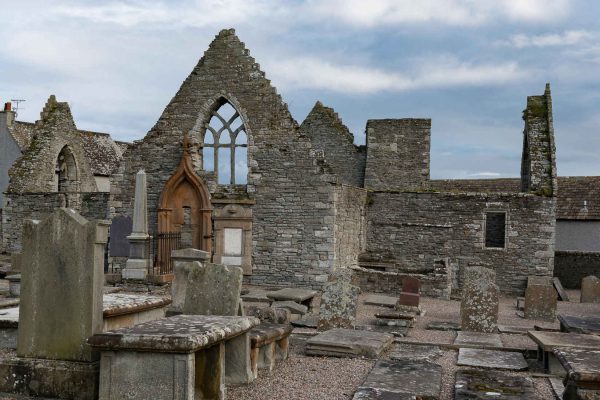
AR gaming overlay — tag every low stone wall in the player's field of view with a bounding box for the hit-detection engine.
[554,251,600,289]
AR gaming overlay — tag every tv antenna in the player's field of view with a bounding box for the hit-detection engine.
[10,99,25,118]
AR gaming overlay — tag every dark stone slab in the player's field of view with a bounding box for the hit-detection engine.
[108,216,132,257]
[457,348,528,371]
[306,328,393,358]
[455,332,503,348]
[454,370,535,399]
[398,292,419,307]
[266,288,317,303]
[554,348,600,386]
[553,277,569,302]
[241,292,272,304]
[388,343,442,362]
[291,315,319,328]
[528,331,600,352]
[497,325,530,334]
[375,310,415,320]
[88,315,260,352]
[353,360,441,400]
[401,276,421,294]
[427,321,461,331]
[558,314,600,334]
[363,294,397,308]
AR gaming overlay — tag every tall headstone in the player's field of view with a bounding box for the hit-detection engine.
[581,276,600,303]
[17,208,108,362]
[122,170,152,280]
[524,276,557,321]
[460,267,499,333]
[170,248,211,314]
[318,269,361,331]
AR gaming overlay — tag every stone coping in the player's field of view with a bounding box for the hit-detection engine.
[102,293,172,318]
[527,331,600,352]
[88,315,260,353]
[249,323,293,347]
[554,348,600,385]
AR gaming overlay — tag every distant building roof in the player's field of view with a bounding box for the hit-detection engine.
[430,178,521,193]
[556,176,600,220]
[9,121,35,150]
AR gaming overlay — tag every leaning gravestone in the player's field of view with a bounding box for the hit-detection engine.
[460,267,499,333]
[318,269,360,331]
[17,208,108,362]
[183,261,243,316]
[580,276,600,303]
[524,279,557,321]
[108,215,132,257]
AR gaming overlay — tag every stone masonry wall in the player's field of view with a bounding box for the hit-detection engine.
[554,251,600,289]
[111,29,338,289]
[364,190,556,295]
[364,119,431,191]
[300,102,365,187]
[333,185,367,269]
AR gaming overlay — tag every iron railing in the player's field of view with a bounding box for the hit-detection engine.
[152,232,181,275]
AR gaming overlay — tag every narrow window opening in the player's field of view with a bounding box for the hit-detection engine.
[485,212,506,248]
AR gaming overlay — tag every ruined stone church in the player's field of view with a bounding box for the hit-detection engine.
[0,29,557,296]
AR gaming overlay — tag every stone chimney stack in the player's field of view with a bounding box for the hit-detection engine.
[0,101,15,128]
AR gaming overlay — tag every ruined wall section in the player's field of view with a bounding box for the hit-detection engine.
[521,84,557,196]
[363,190,555,295]
[111,29,338,288]
[364,119,431,190]
[333,185,367,269]
[300,102,365,187]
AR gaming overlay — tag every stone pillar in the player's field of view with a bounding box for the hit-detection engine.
[123,170,152,280]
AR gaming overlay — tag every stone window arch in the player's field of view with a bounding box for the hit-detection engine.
[202,101,248,185]
[54,145,78,193]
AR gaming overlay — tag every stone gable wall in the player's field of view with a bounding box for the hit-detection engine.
[364,119,431,191]
[300,102,365,187]
[111,29,338,288]
[363,190,556,294]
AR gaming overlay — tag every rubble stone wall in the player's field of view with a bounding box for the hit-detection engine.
[333,185,367,269]
[554,251,600,289]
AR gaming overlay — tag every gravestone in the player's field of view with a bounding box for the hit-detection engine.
[318,269,360,331]
[108,216,132,257]
[524,277,557,321]
[170,248,210,314]
[123,170,152,280]
[17,208,108,362]
[581,276,600,303]
[460,267,499,333]
[397,276,421,308]
[183,261,243,316]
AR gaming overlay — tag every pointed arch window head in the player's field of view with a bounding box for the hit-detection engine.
[54,145,78,193]
[202,101,248,185]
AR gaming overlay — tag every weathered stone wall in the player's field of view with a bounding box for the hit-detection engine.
[333,185,367,269]
[0,111,21,208]
[300,102,365,187]
[111,29,338,288]
[554,251,600,289]
[364,119,430,190]
[363,190,556,294]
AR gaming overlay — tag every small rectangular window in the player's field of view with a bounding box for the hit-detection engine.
[485,212,506,248]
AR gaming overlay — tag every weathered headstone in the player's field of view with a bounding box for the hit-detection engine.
[552,277,569,302]
[317,269,360,331]
[397,276,421,308]
[123,170,152,280]
[170,248,211,314]
[182,261,243,316]
[108,215,132,257]
[460,267,499,333]
[524,282,557,321]
[581,275,600,303]
[17,208,108,362]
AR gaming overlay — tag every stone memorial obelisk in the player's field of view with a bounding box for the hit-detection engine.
[123,170,152,280]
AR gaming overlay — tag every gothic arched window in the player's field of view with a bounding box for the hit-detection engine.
[54,146,78,192]
[202,102,248,185]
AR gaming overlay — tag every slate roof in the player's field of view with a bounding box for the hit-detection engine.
[9,121,35,150]
[430,178,521,193]
[556,176,600,220]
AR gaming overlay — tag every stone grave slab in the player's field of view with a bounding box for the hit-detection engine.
[558,314,600,334]
[183,262,243,316]
[427,320,461,331]
[454,370,535,399]
[241,291,272,304]
[497,325,530,334]
[373,318,413,328]
[353,360,441,400]
[355,325,409,338]
[306,328,393,358]
[318,273,360,331]
[363,294,398,308]
[554,348,600,399]
[108,216,132,257]
[552,277,569,302]
[455,332,503,348]
[374,310,415,320]
[388,343,443,362]
[528,331,600,352]
[271,301,308,316]
[266,288,317,303]
[291,315,319,328]
[457,348,528,371]
[581,276,600,303]
[524,284,557,321]
[461,267,499,333]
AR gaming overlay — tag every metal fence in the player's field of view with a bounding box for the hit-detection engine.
[152,232,182,275]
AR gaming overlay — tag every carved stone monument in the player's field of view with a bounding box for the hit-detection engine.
[122,170,152,280]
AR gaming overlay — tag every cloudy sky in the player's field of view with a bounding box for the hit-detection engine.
[1,0,599,178]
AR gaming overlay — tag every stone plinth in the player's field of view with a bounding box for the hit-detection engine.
[581,276,600,303]
[18,209,108,362]
[460,267,499,333]
[306,328,393,359]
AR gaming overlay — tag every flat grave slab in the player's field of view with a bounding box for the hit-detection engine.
[291,315,318,328]
[241,292,272,304]
[552,277,569,302]
[271,301,308,315]
[454,370,535,399]
[427,320,461,331]
[454,332,503,348]
[353,360,441,400]
[388,343,443,362]
[373,318,413,327]
[557,314,600,334]
[103,293,171,318]
[457,348,528,371]
[363,294,397,308]
[266,288,317,303]
[528,331,600,352]
[355,324,409,338]
[497,325,530,334]
[374,310,415,320]
[306,328,393,358]
[554,348,600,386]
